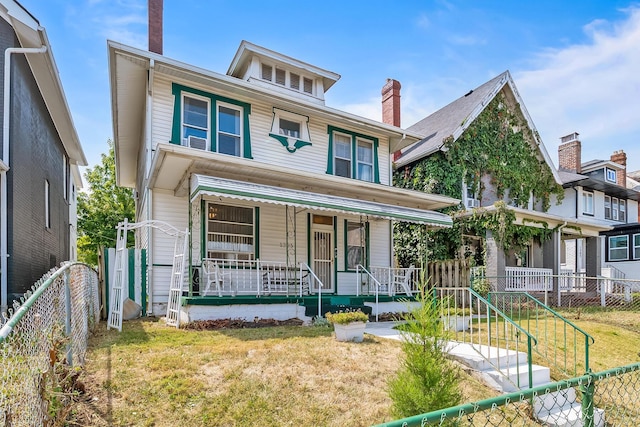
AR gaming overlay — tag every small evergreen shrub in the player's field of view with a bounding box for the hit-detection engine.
[388,287,462,417]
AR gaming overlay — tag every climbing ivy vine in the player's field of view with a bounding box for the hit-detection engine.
[394,93,564,266]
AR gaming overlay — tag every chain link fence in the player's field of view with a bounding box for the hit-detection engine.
[375,362,640,426]
[0,262,99,427]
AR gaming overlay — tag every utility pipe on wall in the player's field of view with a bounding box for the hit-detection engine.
[1,45,48,312]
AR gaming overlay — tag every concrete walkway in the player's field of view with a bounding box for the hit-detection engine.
[364,321,404,340]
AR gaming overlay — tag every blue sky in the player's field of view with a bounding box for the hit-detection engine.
[21,0,640,175]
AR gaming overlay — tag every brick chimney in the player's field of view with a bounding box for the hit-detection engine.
[148,0,163,54]
[558,132,581,173]
[382,79,401,127]
[610,150,627,187]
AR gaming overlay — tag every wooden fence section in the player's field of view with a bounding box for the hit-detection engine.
[427,259,471,288]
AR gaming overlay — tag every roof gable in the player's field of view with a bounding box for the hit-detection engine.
[398,71,560,184]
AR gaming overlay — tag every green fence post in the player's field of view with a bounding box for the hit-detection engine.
[580,373,595,427]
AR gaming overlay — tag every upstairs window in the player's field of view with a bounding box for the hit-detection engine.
[260,63,315,96]
[217,103,242,157]
[608,235,628,261]
[606,168,617,183]
[356,139,373,182]
[172,83,252,159]
[327,126,379,183]
[605,195,625,222]
[464,184,480,209]
[279,118,300,138]
[334,134,352,178]
[182,95,209,150]
[44,179,50,229]
[582,191,593,215]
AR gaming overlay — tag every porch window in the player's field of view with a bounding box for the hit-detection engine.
[206,203,254,260]
[582,191,593,215]
[634,234,640,260]
[327,126,379,183]
[608,235,628,261]
[346,221,367,270]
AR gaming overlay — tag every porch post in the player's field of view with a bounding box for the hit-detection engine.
[485,230,504,291]
[585,236,602,294]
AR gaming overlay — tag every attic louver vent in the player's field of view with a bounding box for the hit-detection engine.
[261,63,272,81]
[290,73,300,90]
[275,68,286,85]
[303,77,313,94]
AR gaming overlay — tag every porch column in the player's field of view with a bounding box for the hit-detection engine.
[585,236,602,293]
[542,230,561,297]
[485,230,505,291]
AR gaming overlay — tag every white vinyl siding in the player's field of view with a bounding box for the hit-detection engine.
[151,189,189,304]
[150,75,391,182]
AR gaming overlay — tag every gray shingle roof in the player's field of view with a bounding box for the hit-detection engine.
[397,72,509,168]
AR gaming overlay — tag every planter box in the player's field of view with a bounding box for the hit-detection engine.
[333,321,367,342]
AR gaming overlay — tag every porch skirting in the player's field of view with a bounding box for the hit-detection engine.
[175,295,418,324]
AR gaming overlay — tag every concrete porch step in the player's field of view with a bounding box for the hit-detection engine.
[445,341,527,371]
[536,404,605,427]
[482,362,551,392]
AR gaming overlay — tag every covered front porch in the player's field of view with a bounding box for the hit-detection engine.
[146,145,458,320]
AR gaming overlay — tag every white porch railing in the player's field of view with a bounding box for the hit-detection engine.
[199,258,311,297]
[559,269,586,292]
[505,267,553,291]
[365,266,421,296]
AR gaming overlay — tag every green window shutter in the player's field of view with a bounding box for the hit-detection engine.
[373,138,380,184]
[326,126,334,175]
[351,135,357,179]
[171,84,182,145]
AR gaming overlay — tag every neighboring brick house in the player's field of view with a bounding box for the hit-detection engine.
[551,133,640,279]
[394,71,611,288]
[0,1,86,311]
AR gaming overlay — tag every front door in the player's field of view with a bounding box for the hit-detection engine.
[311,215,334,293]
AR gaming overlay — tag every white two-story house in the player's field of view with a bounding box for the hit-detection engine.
[108,5,457,322]
[551,132,640,279]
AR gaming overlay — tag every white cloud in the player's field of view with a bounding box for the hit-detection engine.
[515,6,640,170]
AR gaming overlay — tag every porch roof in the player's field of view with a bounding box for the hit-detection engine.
[190,174,453,227]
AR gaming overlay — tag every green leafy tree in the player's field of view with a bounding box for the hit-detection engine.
[388,285,462,416]
[77,140,135,266]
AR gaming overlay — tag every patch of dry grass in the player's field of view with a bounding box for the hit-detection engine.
[70,318,496,426]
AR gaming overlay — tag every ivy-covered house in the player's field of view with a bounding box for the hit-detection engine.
[393,71,611,291]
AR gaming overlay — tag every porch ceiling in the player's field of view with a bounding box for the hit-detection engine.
[190,174,452,226]
[149,143,460,212]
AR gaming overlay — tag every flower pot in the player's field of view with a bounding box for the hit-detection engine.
[333,321,367,342]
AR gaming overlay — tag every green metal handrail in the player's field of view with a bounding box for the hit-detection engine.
[372,361,640,427]
[436,287,538,390]
[489,291,595,376]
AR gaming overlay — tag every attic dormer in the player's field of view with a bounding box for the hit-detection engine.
[227,40,340,105]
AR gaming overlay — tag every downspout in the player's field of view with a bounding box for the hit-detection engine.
[1,45,48,312]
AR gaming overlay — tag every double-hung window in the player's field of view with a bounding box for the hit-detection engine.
[182,95,209,150]
[605,196,611,219]
[334,133,352,178]
[608,235,628,261]
[172,83,252,158]
[619,200,626,222]
[634,234,640,260]
[356,139,373,182]
[604,195,626,222]
[217,103,242,156]
[582,191,593,215]
[327,126,379,183]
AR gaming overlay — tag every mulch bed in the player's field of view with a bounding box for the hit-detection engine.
[183,318,304,330]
